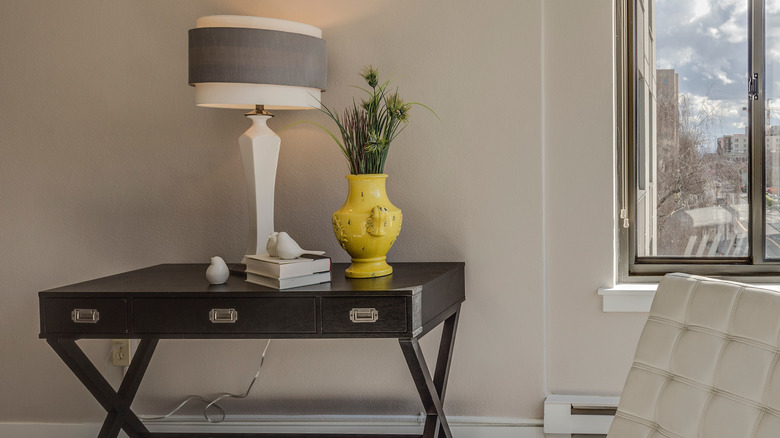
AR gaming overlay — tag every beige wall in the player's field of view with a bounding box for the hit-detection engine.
[0,0,645,423]
[543,0,648,395]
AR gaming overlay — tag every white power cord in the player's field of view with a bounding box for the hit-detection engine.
[140,339,272,423]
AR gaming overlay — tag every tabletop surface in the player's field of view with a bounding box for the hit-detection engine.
[39,262,465,297]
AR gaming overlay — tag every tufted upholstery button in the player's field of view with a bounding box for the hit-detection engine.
[607,273,780,438]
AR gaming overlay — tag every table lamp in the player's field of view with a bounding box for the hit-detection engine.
[188,15,327,260]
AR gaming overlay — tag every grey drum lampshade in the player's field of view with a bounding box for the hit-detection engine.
[188,15,327,110]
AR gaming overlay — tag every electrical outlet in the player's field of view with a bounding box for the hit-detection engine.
[112,339,131,366]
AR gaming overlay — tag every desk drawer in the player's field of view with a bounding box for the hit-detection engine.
[321,297,408,334]
[42,298,128,335]
[134,298,317,334]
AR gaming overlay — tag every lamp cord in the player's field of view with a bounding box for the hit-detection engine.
[140,339,272,423]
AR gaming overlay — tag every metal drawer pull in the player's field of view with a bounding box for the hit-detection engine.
[71,309,100,324]
[349,308,379,323]
[209,308,238,323]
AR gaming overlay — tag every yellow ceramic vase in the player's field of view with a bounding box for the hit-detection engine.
[332,174,402,278]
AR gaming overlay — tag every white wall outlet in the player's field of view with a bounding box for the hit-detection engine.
[112,339,131,366]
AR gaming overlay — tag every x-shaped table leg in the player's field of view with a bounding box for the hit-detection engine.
[47,338,158,438]
[399,306,461,438]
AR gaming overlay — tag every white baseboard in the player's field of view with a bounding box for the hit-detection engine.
[0,416,544,438]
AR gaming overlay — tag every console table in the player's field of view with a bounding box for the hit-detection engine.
[39,262,464,438]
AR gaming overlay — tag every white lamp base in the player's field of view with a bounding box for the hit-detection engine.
[238,114,279,262]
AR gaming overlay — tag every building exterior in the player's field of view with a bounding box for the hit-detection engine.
[718,126,780,196]
[718,133,748,163]
[656,69,678,153]
[719,127,780,162]
[634,2,657,257]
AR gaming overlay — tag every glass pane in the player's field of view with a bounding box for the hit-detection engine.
[638,0,750,258]
[766,0,780,258]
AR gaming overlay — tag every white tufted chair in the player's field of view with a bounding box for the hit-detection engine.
[607,273,780,438]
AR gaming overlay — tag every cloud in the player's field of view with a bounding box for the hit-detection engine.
[656,0,749,137]
[717,70,734,85]
[690,0,712,23]
[656,0,780,137]
[767,0,780,14]
[657,47,694,69]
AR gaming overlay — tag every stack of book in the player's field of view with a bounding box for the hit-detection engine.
[245,254,331,289]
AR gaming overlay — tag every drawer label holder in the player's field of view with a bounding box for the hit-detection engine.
[71,308,100,324]
[349,308,379,323]
[209,308,238,323]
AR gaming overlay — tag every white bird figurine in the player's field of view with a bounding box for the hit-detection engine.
[206,256,230,284]
[266,232,279,257]
[272,231,325,260]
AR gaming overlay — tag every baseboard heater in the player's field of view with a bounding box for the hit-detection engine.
[544,395,619,436]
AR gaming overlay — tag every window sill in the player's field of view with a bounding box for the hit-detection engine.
[599,282,780,313]
[598,284,657,312]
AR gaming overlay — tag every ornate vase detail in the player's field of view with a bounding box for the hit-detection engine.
[332,174,402,278]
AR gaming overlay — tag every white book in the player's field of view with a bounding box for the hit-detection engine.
[245,271,331,290]
[245,254,331,279]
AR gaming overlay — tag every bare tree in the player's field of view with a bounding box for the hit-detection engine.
[655,93,743,255]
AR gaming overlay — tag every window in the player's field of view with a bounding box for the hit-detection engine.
[618,0,780,280]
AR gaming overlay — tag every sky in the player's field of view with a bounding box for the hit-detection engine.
[655,0,780,140]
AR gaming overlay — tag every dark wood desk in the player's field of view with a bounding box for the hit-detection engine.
[39,262,464,438]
